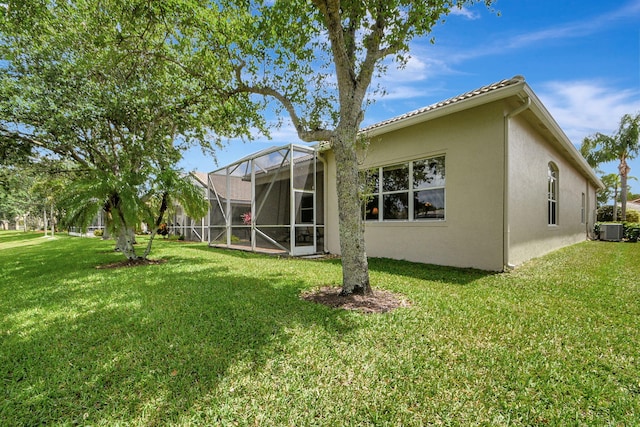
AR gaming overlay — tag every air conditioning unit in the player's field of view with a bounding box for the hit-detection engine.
[600,223,623,241]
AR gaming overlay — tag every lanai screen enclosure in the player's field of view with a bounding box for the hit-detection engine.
[208,144,324,256]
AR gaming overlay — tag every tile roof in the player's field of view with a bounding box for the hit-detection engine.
[361,75,525,134]
[627,200,640,212]
[190,171,209,187]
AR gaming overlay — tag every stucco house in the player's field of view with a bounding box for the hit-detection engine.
[208,76,602,271]
[625,198,640,215]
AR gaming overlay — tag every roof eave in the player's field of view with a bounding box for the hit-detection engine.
[361,80,527,139]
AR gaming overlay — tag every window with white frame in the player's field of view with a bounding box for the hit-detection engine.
[363,156,445,221]
[548,162,558,225]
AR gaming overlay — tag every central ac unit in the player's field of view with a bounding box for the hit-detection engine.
[600,223,623,241]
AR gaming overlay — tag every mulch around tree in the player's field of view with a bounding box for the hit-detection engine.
[95,258,167,269]
[301,286,412,314]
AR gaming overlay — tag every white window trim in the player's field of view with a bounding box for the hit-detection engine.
[365,155,446,222]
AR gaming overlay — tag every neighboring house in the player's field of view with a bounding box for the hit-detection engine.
[68,210,106,237]
[624,198,640,216]
[211,76,602,271]
[167,172,210,242]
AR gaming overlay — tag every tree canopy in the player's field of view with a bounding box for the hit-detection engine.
[0,0,263,257]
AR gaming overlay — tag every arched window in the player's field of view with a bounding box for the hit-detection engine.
[548,162,558,225]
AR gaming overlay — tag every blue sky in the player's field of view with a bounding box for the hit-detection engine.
[180,0,640,196]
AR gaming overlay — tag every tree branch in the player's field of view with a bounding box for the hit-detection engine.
[233,62,334,142]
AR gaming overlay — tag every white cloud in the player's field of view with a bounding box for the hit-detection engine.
[537,80,640,145]
[250,120,300,144]
[374,45,464,96]
[449,6,481,20]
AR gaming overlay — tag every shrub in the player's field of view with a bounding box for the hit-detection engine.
[93,229,104,237]
[597,205,640,222]
[597,205,615,221]
[623,222,640,242]
[625,209,639,222]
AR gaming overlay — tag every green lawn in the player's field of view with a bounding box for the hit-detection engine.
[1,231,638,426]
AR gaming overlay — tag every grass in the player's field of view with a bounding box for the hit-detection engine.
[1,231,639,426]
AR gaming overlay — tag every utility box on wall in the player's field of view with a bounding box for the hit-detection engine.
[599,223,623,241]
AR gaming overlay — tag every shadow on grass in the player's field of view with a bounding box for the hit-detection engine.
[185,242,495,287]
[1,235,356,425]
[367,257,496,286]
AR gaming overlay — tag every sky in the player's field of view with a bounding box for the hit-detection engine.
[179,0,640,196]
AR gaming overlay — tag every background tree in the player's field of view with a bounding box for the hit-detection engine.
[596,173,618,208]
[199,0,495,295]
[596,173,637,220]
[140,169,209,259]
[0,0,262,258]
[599,173,621,220]
[581,113,640,221]
[0,164,36,230]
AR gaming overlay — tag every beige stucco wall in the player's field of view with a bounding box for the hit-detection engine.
[507,115,598,266]
[323,102,508,271]
[323,98,599,271]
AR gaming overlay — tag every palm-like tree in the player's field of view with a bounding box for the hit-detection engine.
[582,113,640,221]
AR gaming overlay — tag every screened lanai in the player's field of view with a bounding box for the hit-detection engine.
[208,144,324,256]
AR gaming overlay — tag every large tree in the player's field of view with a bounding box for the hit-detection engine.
[196,0,494,295]
[581,113,640,221]
[0,0,263,258]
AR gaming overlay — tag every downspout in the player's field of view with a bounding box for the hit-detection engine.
[503,96,531,270]
[317,152,328,254]
[585,180,590,238]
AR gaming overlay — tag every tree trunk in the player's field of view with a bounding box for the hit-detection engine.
[111,201,137,259]
[116,227,137,259]
[613,185,619,222]
[333,129,371,296]
[102,224,111,240]
[619,157,630,221]
[50,204,54,236]
[143,192,169,259]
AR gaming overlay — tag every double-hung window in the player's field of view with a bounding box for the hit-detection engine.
[363,155,445,221]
